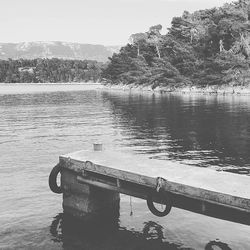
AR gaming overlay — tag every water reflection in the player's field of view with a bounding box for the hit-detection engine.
[50,213,192,250]
[102,91,250,174]
[205,240,232,250]
[50,213,234,250]
[142,221,164,240]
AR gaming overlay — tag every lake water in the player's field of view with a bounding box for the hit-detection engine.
[0,84,250,249]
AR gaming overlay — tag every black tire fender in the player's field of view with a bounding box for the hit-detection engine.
[49,163,62,194]
[146,194,172,217]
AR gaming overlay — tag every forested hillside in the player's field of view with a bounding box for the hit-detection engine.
[0,58,102,83]
[102,0,250,89]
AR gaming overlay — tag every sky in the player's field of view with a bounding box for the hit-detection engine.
[0,0,230,46]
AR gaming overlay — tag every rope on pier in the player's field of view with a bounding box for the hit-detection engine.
[130,196,133,216]
[156,177,165,192]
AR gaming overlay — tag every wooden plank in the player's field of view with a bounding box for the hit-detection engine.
[76,176,150,199]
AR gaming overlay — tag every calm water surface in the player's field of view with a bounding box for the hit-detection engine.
[0,84,250,249]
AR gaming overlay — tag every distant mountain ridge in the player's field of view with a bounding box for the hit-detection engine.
[0,41,120,62]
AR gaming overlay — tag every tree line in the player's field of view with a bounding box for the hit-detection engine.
[102,0,250,88]
[1,0,250,88]
[0,58,102,83]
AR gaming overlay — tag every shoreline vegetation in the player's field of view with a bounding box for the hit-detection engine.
[0,58,102,83]
[2,82,250,95]
[101,0,250,93]
[1,0,250,96]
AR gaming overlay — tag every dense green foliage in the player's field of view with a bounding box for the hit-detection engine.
[0,58,102,83]
[102,0,250,88]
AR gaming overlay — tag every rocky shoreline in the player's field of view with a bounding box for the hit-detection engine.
[102,83,250,95]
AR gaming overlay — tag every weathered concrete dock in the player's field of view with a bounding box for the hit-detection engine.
[49,149,250,225]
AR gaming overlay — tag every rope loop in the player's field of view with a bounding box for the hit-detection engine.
[156,177,166,192]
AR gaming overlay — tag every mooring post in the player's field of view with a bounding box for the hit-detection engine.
[93,143,103,151]
[60,144,120,220]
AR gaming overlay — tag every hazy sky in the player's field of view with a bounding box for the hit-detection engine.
[0,0,230,45]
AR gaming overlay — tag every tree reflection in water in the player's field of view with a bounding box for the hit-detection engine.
[101,91,250,173]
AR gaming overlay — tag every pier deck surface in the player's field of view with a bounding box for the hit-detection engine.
[61,150,250,200]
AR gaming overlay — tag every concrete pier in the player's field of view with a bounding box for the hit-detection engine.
[61,168,120,220]
[53,149,250,225]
